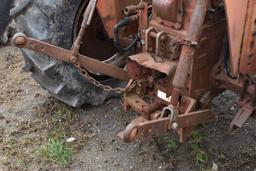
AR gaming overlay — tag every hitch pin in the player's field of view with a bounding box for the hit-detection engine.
[161,105,179,130]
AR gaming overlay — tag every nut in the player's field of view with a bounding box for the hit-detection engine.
[172,122,179,130]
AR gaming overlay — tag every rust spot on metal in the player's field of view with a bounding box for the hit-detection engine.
[15,37,26,46]
[12,0,256,144]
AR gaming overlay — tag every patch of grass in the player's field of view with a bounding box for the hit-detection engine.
[1,99,93,170]
[191,131,204,147]
[1,138,32,170]
[195,150,208,165]
[155,135,178,152]
[36,101,92,167]
[39,138,72,167]
[190,131,208,165]
[51,104,75,125]
[219,153,226,161]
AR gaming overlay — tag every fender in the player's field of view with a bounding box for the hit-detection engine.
[96,0,140,38]
[224,0,250,76]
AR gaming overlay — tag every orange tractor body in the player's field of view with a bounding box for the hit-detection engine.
[12,0,256,143]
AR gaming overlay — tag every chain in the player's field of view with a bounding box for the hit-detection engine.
[75,63,137,93]
[69,0,139,94]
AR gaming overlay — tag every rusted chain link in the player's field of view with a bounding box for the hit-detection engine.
[70,0,137,93]
[76,63,137,93]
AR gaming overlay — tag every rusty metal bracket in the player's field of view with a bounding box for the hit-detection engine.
[230,81,256,130]
[119,109,213,143]
[145,27,156,52]
[155,31,166,57]
[12,33,130,81]
[230,106,254,130]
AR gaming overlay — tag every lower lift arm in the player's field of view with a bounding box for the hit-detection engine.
[12,33,130,81]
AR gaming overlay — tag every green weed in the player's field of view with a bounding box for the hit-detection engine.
[190,131,208,165]
[39,138,72,167]
[195,150,208,165]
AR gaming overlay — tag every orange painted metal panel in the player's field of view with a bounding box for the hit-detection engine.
[224,0,248,76]
[96,0,140,38]
[239,0,256,75]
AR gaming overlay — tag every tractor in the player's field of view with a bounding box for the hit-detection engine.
[1,0,256,143]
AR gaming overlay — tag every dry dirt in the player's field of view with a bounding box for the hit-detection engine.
[0,45,256,171]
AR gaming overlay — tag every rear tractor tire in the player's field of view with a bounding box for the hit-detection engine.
[14,0,124,107]
[0,0,13,44]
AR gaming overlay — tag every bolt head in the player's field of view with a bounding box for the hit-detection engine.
[172,122,178,130]
[15,37,27,46]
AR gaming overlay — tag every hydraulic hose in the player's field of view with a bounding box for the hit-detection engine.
[113,15,140,53]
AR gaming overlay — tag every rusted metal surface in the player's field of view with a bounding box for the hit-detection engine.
[124,93,160,116]
[124,3,145,16]
[231,106,254,130]
[239,0,256,75]
[153,0,179,22]
[119,115,170,143]
[170,88,181,107]
[13,0,256,144]
[12,33,130,81]
[224,0,248,76]
[187,20,227,98]
[213,58,256,130]
[176,110,213,128]
[119,109,213,143]
[126,60,152,80]
[96,0,140,38]
[129,52,177,75]
[172,0,210,90]
[73,1,118,62]
[230,81,256,130]
[231,98,255,130]
[71,0,97,63]
[152,0,184,29]
[120,0,230,143]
